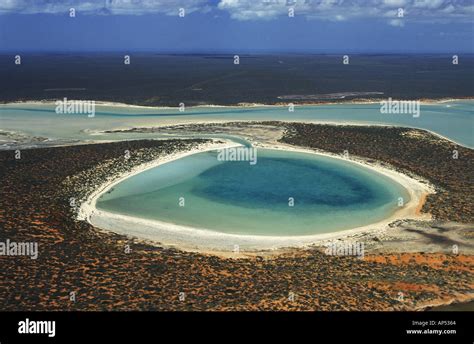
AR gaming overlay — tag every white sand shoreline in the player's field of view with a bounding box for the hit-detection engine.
[2,98,472,110]
[79,138,435,253]
[2,100,472,149]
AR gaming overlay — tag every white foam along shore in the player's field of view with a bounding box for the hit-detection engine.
[79,137,435,253]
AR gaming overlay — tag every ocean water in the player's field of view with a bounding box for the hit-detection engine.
[96,149,409,236]
[1,54,473,106]
[0,100,473,147]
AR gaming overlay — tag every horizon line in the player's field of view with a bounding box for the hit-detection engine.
[1,50,473,55]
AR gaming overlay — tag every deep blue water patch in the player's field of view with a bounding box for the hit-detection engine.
[192,156,384,211]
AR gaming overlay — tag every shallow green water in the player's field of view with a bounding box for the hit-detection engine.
[96,149,410,236]
[0,100,472,147]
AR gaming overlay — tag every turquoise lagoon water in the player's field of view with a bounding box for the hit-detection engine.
[0,100,473,147]
[96,149,409,236]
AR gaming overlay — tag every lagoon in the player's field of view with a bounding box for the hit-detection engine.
[96,149,410,236]
[0,100,473,147]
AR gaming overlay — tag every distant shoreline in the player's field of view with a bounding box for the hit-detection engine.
[1,99,472,151]
[2,97,473,110]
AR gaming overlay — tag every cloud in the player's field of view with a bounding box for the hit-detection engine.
[0,0,472,27]
[217,0,474,25]
[383,0,407,7]
[413,0,444,9]
[0,0,210,15]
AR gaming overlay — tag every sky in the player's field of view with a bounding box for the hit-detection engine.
[0,0,473,53]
